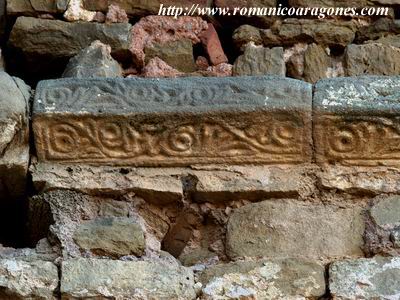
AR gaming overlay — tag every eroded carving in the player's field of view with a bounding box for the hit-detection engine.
[34,78,311,112]
[317,116,400,165]
[34,114,308,165]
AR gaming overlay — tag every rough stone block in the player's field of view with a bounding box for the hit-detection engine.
[329,257,400,299]
[61,258,196,299]
[261,19,356,48]
[0,72,30,199]
[314,76,400,166]
[73,217,146,258]
[319,166,400,195]
[200,258,326,299]
[9,17,131,60]
[30,163,184,204]
[188,165,311,202]
[345,43,400,76]
[233,45,286,76]
[200,23,228,66]
[62,41,123,79]
[144,39,196,73]
[33,76,312,166]
[226,199,365,259]
[0,259,58,299]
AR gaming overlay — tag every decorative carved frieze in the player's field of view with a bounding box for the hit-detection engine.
[33,76,312,166]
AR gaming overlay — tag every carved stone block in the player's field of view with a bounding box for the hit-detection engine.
[33,76,312,166]
[314,76,400,166]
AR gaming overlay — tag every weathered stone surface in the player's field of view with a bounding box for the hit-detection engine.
[200,258,325,299]
[61,258,196,299]
[29,189,160,258]
[7,0,59,16]
[144,39,196,73]
[189,165,311,202]
[261,19,356,48]
[233,44,285,76]
[226,199,365,259]
[319,166,400,195]
[314,76,400,166]
[303,43,331,83]
[105,4,129,23]
[31,163,184,203]
[0,239,59,263]
[33,76,312,166]
[73,217,145,257]
[64,0,105,22]
[200,24,228,66]
[83,0,209,16]
[329,257,400,299]
[142,57,183,78]
[0,72,30,199]
[31,163,311,204]
[9,17,131,60]
[366,34,400,47]
[130,16,207,68]
[232,24,263,51]
[391,229,400,248]
[0,259,58,299]
[371,195,400,229]
[345,43,400,76]
[63,40,123,78]
[285,43,308,80]
[355,18,400,43]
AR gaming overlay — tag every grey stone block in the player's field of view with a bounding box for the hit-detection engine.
[61,258,196,299]
[9,17,131,60]
[329,257,400,299]
[226,199,365,259]
[33,76,312,166]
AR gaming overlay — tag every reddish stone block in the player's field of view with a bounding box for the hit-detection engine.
[200,24,228,66]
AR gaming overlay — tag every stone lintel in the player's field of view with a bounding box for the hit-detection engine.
[314,76,400,166]
[33,76,312,167]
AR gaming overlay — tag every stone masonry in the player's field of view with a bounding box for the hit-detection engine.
[2,0,400,299]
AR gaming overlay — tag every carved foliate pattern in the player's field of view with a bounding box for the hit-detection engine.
[34,115,309,165]
[318,116,400,165]
[34,80,308,112]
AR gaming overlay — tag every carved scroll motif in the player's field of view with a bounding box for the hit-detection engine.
[320,116,400,164]
[35,116,307,165]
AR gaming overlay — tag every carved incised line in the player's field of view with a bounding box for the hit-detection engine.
[36,117,305,162]
[321,116,400,161]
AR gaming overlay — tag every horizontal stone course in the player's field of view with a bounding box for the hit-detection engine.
[33,76,313,166]
[31,163,310,203]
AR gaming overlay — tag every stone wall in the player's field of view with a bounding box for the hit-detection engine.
[1,0,400,299]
